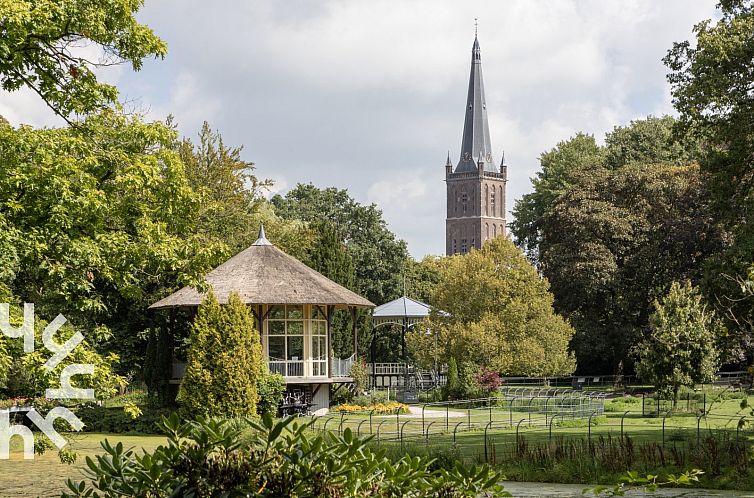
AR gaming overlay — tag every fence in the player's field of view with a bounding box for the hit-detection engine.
[641,392,707,416]
[313,389,606,446]
[310,405,752,468]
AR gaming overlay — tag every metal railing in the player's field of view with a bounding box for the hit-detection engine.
[332,354,356,378]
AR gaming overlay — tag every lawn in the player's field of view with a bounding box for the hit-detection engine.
[0,433,165,498]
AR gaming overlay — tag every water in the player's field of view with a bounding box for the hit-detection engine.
[502,481,754,497]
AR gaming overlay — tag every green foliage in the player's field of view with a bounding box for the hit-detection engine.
[404,256,444,305]
[256,371,286,417]
[665,2,754,367]
[76,404,172,434]
[635,282,722,404]
[541,163,720,372]
[178,292,263,418]
[349,358,369,395]
[62,414,508,497]
[445,357,461,400]
[411,237,575,377]
[0,110,230,375]
[178,121,271,255]
[0,0,167,120]
[1,304,125,399]
[510,117,716,373]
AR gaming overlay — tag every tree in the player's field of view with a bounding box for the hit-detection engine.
[178,292,264,418]
[0,0,167,121]
[178,121,272,255]
[0,111,229,374]
[635,281,722,407]
[540,164,722,372]
[445,357,461,400]
[403,256,444,305]
[408,237,576,377]
[511,117,700,263]
[665,1,754,365]
[511,133,604,260]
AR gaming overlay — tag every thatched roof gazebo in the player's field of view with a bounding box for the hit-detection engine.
[150,225,374,413]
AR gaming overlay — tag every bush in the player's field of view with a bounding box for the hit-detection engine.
[331,387,354,406]
[256,372,286,417]
[349,359,369,395]
[62,415,508,497]
[445,357,461,400]
[178,292,264,418]
[76,404,173,434]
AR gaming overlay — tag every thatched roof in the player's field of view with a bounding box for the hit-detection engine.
[149,226,374,310]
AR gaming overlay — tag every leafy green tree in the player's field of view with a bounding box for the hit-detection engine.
[511,133,604,260]
[0,0,166,121]
[409,237,576,377]
[403,256,444,305]
[0,111,227,374]
[178,121,272,254]
[178,292,264,418]
[511,117,699,262]
[256,372,286,417]
[665,1,754,365]
[0,303,125,399]
[540,164,722,372]
[635,281,722,407]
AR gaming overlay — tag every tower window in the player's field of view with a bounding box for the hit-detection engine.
[452,239,457,254]
[461,239,468,254]
[461,192,468,214]
[491,189,496,216]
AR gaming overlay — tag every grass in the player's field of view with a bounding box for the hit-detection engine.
[314,391,754,491]
[1,433,164,498]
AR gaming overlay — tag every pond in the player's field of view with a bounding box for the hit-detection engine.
[502,481,754,497]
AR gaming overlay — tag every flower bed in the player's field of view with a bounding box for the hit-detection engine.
[333,401,410,414]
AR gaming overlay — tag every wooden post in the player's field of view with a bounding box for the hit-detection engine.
[351,306,358,357]
[327,305,334,379]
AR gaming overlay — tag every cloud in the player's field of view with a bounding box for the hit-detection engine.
[4,0,720,258]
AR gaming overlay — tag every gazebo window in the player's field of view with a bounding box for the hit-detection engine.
[311,307,327,376]
[267,305,305,377]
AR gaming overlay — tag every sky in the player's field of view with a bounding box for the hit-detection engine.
[0,1,719,258]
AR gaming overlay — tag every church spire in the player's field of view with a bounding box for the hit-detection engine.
[455,31,495,173]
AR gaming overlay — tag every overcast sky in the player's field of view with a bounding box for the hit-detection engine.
[0,1,719,258]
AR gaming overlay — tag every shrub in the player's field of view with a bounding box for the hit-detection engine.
[475,368,502,395]
[62,415,508,497]
[459,362,484,399]
[76,404,173,434]
[349,358,369,395]
[445,357,461,400]
[256,372,286,417]
[178,291,264,418]
[331,386,354,406]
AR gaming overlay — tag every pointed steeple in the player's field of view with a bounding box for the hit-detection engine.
[455,32,495,173]
[253,223,272,246]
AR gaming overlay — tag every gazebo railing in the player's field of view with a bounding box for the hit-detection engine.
[332,354,356,378]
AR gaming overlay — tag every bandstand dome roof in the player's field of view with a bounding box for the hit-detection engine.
[149,225,374,310]
[372,296,442,327]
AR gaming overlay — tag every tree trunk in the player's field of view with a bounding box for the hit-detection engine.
[672,385,679,411]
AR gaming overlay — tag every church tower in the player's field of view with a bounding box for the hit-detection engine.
[445,33,507,256]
